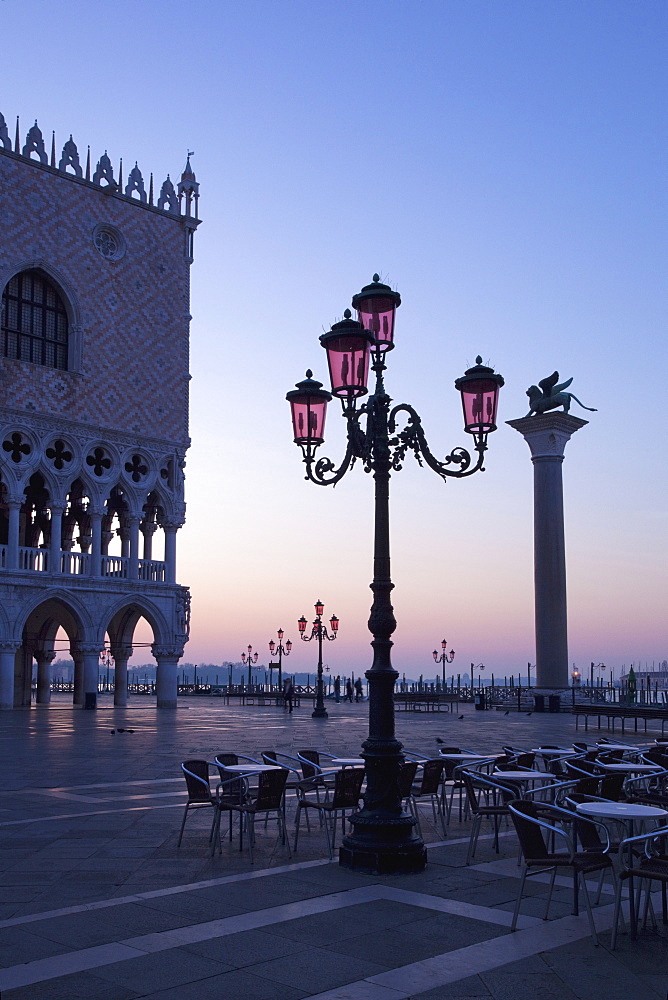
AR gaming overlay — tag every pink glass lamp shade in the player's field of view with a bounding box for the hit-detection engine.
[277,629,284,640]
[329,615,339,632]
[314,600,324,617]
[454,357,504,440]
[269,640,275,654]
[432,650,438,661]
[352,275,401,352]
[298,616,308,634]
[287,371,332,446]
[285,640,292,652]
[319,312,374,399]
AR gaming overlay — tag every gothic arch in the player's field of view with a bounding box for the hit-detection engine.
[14,588,94,645]
[0,259,83,372]
[104,595,170,649]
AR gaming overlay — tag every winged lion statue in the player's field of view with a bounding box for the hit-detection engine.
[526,372,597,417]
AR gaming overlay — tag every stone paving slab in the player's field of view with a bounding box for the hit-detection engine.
[0,697,666,999]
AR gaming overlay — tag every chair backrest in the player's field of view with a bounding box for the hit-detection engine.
[182,760,211,802]
[398,760,419,797]
[508,800,551,861]
[215,753,239,767]
[417,759,445,794]
[563,793,606,852]
[332,767,365,808]
[515,752,535,769]
[262,750,278,762]
[298,750,321,780]
[598,773,625,801]
[254,768,289,810]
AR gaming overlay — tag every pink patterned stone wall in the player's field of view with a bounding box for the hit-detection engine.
[0,149,191,448]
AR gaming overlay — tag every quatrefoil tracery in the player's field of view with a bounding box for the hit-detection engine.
[2,432,31,464]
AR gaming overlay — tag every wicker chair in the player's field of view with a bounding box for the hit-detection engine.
[611,826,668,948]
[408,759,447,837]
[294,767,364,858]
[226,767,291,863]
[177,760,217,847]
[460,769,518,863]
[508,800,614,944]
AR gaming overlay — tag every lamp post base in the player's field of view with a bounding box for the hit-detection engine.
[312,706,328,718]
[339,815,427,874]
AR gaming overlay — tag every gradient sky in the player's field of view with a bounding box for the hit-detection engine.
[0,1,665,680]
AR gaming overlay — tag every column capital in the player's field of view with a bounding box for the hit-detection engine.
[507,413,588,460]
[34,649,57,664]
[5,495,24,508]
[49,501,67,515]
[110,645,133,660]
[152,644,184,660]
[0,640,21,654]
[73,642,103,657]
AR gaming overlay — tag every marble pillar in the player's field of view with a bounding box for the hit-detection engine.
[507,413,587,690]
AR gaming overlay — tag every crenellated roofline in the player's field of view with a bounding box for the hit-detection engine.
[0,112,201,226]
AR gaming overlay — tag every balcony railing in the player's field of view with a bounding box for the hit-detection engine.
[19,546,48,572]
[138,559,166,582]
[1,547,167,582]
[61,551,89,575]
[100,555,129,579]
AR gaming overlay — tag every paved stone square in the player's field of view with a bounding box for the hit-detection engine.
[0,696,666,999]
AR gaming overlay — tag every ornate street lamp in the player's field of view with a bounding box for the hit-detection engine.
[241,644,258,687]
[268,629,292,692]
[433,639,455,689]
[298,600,338,719]
[287,275,504,873]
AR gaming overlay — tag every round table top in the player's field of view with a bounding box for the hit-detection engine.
[492,770,554,781]
[576,801,668,821]
[439,753,493,760]
[531,748,573,756]
[598,762,661,772]
[329,758,364,766]
[222,764,282,773]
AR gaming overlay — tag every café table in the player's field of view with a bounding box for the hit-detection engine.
[597,763,662,773]
[221,764,283,773]
[328,757,365,767]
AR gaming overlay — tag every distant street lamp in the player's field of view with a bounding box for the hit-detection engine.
[590,661,606,688]
[241,645,258,687]
[472,662,486,687]
[287,275,503,873]
[433,640,455,688]
[268,629,292,691]
[571,666,581,687]
[298,600,338,719]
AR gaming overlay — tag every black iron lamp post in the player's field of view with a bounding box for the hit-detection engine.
[241,645,258,687]
[433,640,455,689]
[286,275,503,873]
[298,601,339,719]
[268,629,292,692]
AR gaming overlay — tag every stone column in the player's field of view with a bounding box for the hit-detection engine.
[507,414,587,689]
[153,644,183,708]
[6,498,22,569]
[163,524,178,584]
[142,520,157,561]
[127,516,140,581]
[49,502,65,575]
[35,649,56,704]
[111,645,132,707]
[89,509,102,577]
[72,649,84,706]
[0,641,19,709]
[78,642,101,709]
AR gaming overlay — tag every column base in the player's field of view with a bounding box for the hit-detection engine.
[157,698,178,709]
[312,707,328,718]
[339,814,427,874]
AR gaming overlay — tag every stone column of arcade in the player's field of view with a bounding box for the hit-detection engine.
[153,644,182,708]
[78,642,101,709]
[49,502,65,575]
[111,645,132,707]
[507,412,588,690]
[35,649,56,704]
[0,641,20,708]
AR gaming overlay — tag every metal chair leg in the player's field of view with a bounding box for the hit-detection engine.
[511,866,528,931]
